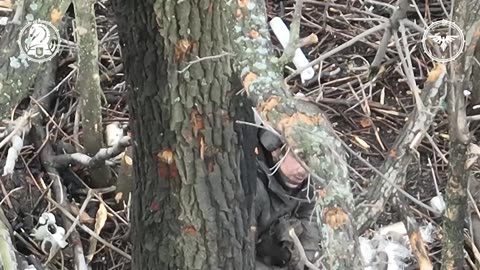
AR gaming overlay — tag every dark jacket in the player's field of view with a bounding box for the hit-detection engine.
[254,158,321,268]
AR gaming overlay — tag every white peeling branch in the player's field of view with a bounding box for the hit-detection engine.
[3,135,23,177]
[0,212,17,270]
[1,110,37,177]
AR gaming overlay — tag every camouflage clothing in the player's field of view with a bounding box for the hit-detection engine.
[254,159,321,269]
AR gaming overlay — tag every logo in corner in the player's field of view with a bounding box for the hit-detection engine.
[17,19,61,63]
[422,19,465,63]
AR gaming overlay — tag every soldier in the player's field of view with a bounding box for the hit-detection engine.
[254,128,321,270]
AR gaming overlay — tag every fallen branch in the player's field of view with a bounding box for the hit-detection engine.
[50,136,131,168]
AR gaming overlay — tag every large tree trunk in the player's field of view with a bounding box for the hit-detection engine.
[113,0,256,269]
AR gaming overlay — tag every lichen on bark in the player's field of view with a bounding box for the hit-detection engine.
[72,0,110,187]
[0,0,69,120]
[228,0,359,268]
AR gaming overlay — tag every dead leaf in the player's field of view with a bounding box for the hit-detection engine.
[470,143,480,155]
[68,204,94,225]
[359,118,372,128]
[87,203,108,262]
[175,39,192,62]
[157,149,174,164]
[242,72,258,95]
[352,135,370,149]
[123,154,132,166]
[50,8,62,24]
[115,192,124,204]
[439,133,449,140]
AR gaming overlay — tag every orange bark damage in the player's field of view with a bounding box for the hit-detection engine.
[50,8,62,24]
[238,0,249,8]
[242,72,258,96]
[183,225,198,235]
[249,30,260,39]
[388,148,398,159]
[157,149,174,164]
[426,63,446,83]
[258,96,281,114]
[277,112,323,135]
[408,231,433,270]
[323,207,348,230]
[191,108,204,137]
[359,118,372,128]
[315,188,327,200]
[175,38,192,62]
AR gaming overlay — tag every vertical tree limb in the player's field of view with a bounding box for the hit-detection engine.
[369,0,410,75]
[72,0,110,187]
[229,0,360,268]
[441,1,480,269]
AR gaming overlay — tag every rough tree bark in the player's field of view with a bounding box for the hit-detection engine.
[116,0,361,267]
[0,0,70,120]
[441,1,480,269]
[113,0,257,269]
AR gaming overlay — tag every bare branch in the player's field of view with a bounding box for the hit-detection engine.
[289,228,321,270]
[354,63,448,233]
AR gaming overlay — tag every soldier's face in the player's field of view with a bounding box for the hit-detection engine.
[275,151,308,187]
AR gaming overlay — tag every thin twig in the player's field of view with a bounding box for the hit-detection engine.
[177,52,234,73]
[46,196,132,260]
